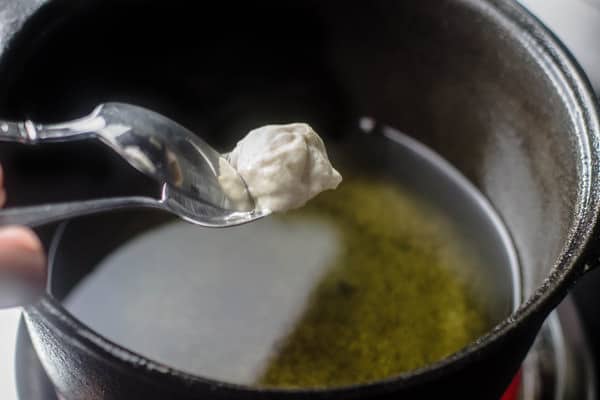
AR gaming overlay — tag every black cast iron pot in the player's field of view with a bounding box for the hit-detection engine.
[0,0,599,399]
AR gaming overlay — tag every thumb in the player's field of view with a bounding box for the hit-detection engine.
[0,226,46,308]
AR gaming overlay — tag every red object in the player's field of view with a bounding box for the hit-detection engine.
[500,370,522,400]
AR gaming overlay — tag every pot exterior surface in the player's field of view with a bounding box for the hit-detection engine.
[24,302,543,400]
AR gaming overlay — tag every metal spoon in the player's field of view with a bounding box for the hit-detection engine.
[0,102,268,227]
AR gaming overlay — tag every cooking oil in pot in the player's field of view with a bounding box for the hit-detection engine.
[63,121,519,388]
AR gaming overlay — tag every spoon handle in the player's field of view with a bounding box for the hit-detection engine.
[0,107,102,144]
[0,196,162,227]
[0,120,33,143]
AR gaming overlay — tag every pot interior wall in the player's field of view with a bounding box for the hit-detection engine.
[0,0,583,325]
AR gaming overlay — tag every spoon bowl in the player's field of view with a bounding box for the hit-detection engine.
[0,102,267,227]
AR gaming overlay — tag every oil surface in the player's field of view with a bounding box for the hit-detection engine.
[258,177,488,387]
[64,129,512,389]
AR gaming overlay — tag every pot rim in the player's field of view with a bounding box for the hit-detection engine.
[27,0,600,397]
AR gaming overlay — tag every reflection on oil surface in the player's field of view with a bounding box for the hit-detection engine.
[65,176,490,388]
[66,216,341,384]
